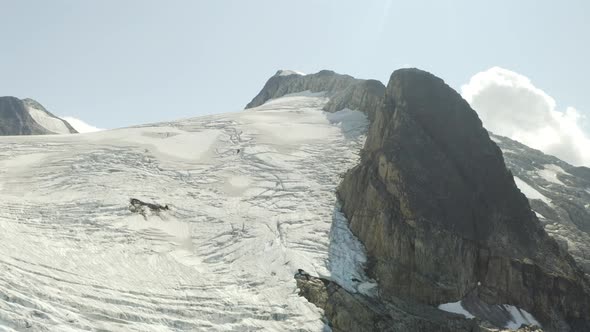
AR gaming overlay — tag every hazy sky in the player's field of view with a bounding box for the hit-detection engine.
[1,0,589,130]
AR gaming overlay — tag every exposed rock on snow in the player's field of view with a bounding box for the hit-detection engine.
[129,198,169,219]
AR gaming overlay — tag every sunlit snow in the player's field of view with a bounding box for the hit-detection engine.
[0,94,370,331]
[61,117,103,133]
[26,105,71,134]
[276,70,305,77]
[538,164,567,186]
[513,176,552,204]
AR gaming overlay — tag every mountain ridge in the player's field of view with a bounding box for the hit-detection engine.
[245,69,385,120]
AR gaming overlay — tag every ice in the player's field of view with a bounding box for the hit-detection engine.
[328,204,377,296]
[0,93,370,331]
[503,305,541,329]
[438,301,475,319]
[26,105,71,134]
[326,108,369,139]
[514,176,552,204]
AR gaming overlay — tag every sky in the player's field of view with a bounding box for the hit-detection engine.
[1,1,590,163]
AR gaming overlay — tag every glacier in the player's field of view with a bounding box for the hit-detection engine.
[0,92,371,331]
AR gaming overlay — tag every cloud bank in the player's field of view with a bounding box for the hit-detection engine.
[62,117,103,133]
[462,67,590,167]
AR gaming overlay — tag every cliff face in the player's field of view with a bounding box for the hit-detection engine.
[336,69,590,331]
[245,70,384,119]
[295,274,482,332]
[0,96,77,135]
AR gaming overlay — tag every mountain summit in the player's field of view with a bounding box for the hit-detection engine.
[246,69,385,120]
[0,96,77,135]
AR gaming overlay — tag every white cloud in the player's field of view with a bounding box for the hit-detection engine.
[462,67,590,167]
[61,116,104,133]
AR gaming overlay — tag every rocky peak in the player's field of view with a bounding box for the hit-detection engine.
[366,68,545,251]
[246,69,385,120]
[337,68,590,331]
[22,98,47,111]
[0,96,77,135]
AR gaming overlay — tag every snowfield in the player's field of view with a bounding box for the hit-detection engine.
[0,93,373,331]
[26,104,72,135]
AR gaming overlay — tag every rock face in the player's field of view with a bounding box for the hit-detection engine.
[295,273,482,332]
[245,70,385,119]
[494,134,590,275]
[295,272,545,332]
[0,96,77,135]
[336,68,590,331]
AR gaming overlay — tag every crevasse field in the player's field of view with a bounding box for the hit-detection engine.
[0,93,376,331]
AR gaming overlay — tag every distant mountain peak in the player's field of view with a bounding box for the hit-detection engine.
[247,69,385,120]
[0,96,77,135]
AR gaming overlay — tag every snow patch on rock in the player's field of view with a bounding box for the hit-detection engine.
[276,69,306,77]
[438,301,475,319]
[538,164,567,186]
[503,305,541,329]
[514,176,552,204]
[26,105,71,134]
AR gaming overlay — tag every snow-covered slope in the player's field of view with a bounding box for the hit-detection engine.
[0,92,371,331]
[25,103,72,134]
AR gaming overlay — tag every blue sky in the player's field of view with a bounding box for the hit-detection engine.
[1,0,589,130]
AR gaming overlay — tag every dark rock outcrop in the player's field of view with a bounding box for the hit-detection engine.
[129,198,169,220]
[336,68,590,331]
[0,96,77,135]
[295,272,483,332]
[245,70,385,120]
